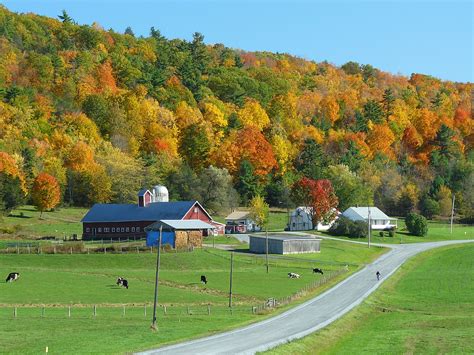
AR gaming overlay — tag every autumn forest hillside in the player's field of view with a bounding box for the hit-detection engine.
[0,6,472,221]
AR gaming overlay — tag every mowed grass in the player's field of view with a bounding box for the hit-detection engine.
[266,243,474,355]
[1,205,87,238]
[0,240,386,353]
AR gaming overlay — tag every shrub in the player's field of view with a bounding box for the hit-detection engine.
[349,220,368,238]
[379,231,384,238]
[405,212,428,236]
[329,216,353,236]
[388,229,395,238]
[419,196,440,219]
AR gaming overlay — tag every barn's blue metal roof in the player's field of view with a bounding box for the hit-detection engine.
[81,201,196,223]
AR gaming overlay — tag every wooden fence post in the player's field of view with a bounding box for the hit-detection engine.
[68,306,71,318]
[144,304,147,317]
[42,306,45,317]
[207,304,211,315]
[163,305,167,315]
[70,247,72,255]
[122,305,126,317]
[187,306,190,315]
[13,307,17,318]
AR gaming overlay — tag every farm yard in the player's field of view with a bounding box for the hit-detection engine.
[267,243,474,354]
[0,240,386,353]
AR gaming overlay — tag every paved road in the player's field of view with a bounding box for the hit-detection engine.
[138,239,473,355]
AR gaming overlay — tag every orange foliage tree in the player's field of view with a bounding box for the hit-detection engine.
[31,172,60,217]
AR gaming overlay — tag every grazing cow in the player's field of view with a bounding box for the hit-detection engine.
[288,272,300,279]
[116,277,129,289]
[6,272,20,282]
[312,268,324,275]
[200,275,208,284]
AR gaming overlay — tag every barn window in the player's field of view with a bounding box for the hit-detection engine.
[136,227,140,232]
[121,228,125,232]
[131,227,135,232]
[194,207,198,213]
[126,227,130,232]
[98,228,102,233]
[105,228,109,232]
[112,228,115,232]
[86,228,90,232]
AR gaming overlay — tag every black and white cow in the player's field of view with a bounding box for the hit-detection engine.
[288,272,300,279]
[116,277,129,289]
[6,272,20,282]
[312,268,324,275]
[200,275,208,284]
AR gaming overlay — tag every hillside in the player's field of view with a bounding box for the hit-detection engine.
[0,6,472,220]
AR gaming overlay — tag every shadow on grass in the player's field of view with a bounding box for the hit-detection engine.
[7,213,32,219]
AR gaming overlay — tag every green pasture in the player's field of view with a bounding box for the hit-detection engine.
[267,243,474,354]
[0,205,87,238]
[319,219,474,244]
[0,239,385,353]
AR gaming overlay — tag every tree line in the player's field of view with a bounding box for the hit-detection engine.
[0,6,472,222]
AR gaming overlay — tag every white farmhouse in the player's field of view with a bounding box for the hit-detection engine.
[225,211,261,233]
[342,207,397,230]
[289,207,338,232]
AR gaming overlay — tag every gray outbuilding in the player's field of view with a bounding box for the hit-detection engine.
[249,234,321,254]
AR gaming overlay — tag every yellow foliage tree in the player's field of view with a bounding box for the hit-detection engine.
[238,99,270,131]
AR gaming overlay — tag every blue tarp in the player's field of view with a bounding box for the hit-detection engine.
[146,231,175,248]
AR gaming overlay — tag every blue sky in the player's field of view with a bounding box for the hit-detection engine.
[2,0,472,82]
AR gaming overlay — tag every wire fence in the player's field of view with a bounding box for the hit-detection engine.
[252,268,348,314]
[1,304,255,320]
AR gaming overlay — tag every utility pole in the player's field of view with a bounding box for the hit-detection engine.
[265,228,269,274]
[228,252,234,308]
[450,193,456,234]
[151,225,162,331]
[367,206,371,248]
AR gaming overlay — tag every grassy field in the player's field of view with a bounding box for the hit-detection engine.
[266,243,474,354]
[0,205,87,238]
[0,239,385,353]
[317,218,474,244]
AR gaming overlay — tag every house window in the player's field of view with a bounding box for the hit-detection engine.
[112,228,115,232]
[194,207,198,213]
[105,228,110,232]
[86,228,90,233]
[121,228,125,232]
[136,227,140,232]
[292,223,295,227]
[98,228,102,233]
[126,227,130,232]
[131,227,135,232]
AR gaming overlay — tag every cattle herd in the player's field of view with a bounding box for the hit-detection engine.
[4,266,323,290]
[288,267,324,279]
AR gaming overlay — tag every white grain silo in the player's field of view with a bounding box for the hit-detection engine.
[153,185,169,202]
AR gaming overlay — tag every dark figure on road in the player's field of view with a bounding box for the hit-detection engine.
[376,271,381,281]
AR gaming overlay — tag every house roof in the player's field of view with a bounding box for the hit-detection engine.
[146,219,214,231]
[81,201,197,223]
[343,207,394,220]
[137,188,151,197]
[225,211,251,220]
[249,234,321,242]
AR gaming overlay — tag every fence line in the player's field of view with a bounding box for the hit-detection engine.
[252,269,347,313]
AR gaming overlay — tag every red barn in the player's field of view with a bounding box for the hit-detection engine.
[81,188,223,240]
